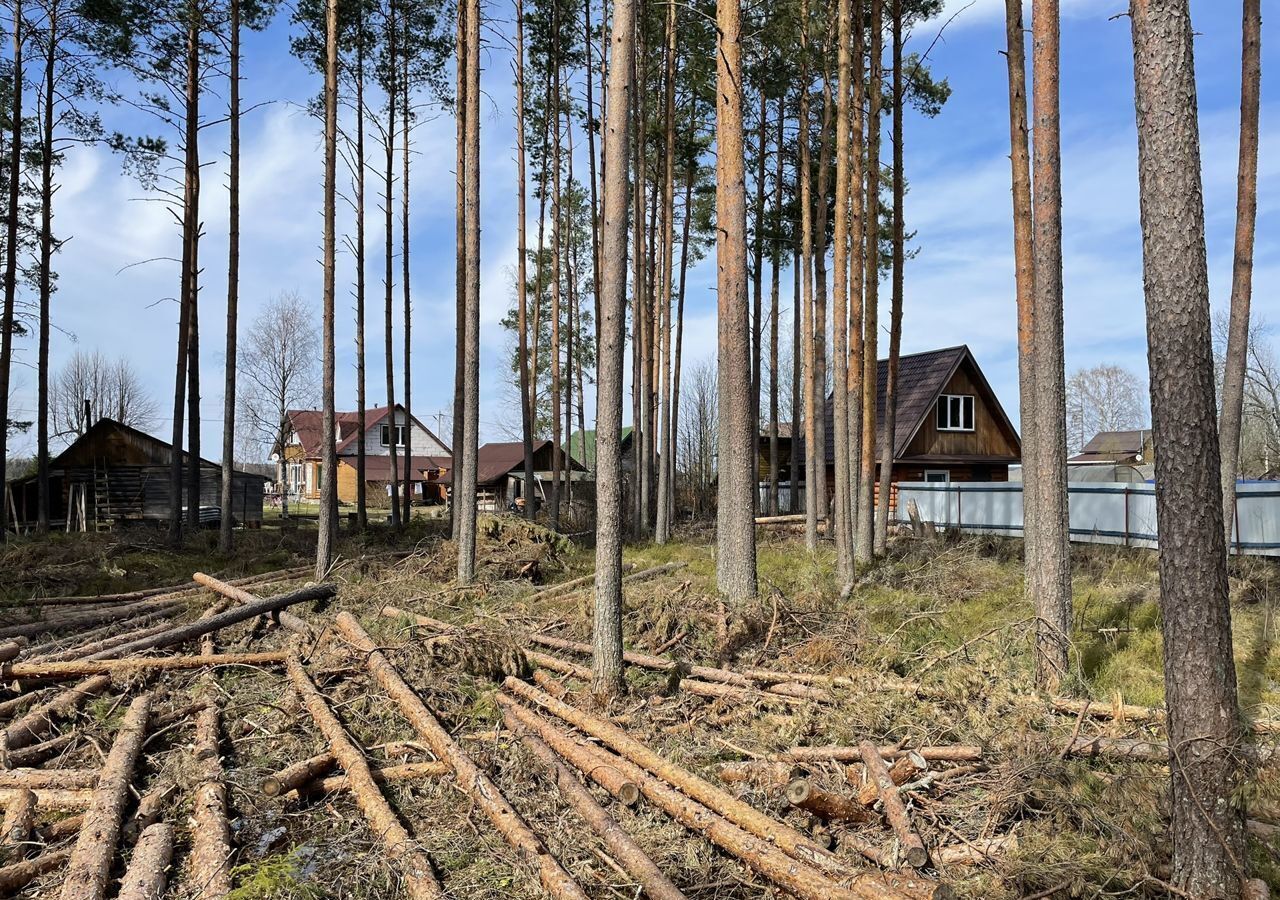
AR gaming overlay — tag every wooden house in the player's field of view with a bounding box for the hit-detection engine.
[800,345,1021,513]
[278,405,452,506]
[6,418,267,532]
[476,440,586,510]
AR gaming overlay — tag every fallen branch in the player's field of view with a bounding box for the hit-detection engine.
[24,615,187,665]
[7,733,79,768]
[116,822,173,900]
[3,675,112,751]
[260,753,339,797]
[1050,696,1280,737]
[521,565,634,604]
[859,740,928,868]
[4,652,287,680]
[931,833,1017,866]
[297,761,452,798]
[58,692,151,900]
[192,573,314,640]
[286,655,441,900]
[333,613,589,900]
[503,706,687,900]
[0,848,70,893]
[0,688,53,721]
[1063,735,1168,762]
[786,745,982,764]
[122,780,176,845]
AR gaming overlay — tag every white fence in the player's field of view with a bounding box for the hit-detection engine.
[897,481,1280,557]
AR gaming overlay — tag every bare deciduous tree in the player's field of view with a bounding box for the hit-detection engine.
[677,356,717,519]
[1064,364,1148,454]
[51,350,159,440]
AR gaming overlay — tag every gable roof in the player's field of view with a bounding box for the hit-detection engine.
[1069,429,1151,464]
[476,440,586,484]
[567,427,634,468]
[285,405,452,458]
[800,345,1020,463]
[35,418,268,479]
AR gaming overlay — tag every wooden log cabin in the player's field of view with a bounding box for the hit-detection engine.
[799,345,1022,514]
[6,418,268,532]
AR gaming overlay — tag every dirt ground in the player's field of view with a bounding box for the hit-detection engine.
[1,518,1277,899]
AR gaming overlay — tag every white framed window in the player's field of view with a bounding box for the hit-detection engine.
[936,394,975,432]
[380,424,407,447]
[924,470,950,483]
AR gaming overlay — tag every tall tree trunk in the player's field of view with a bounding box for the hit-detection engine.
[185,0,202,533]
[812,60,831,543]
[592,0,634,698]
[585,0,601,337]
[790,203,801,516]
[1004,0,1039,645]
[1030,0,1070,690]
[565,115,577,513]
[750,91,766,515]
[874,0,903,553]
[355,13,368,530]
[846,0,865,559]
[714,0,756,602]
[629,16,647,539]
[767,97,782,519]
[401,47,412,526]
[1218,0,1260,547]
[669,164,692,528]
[35,0,55,536]
[515,0,536,520]
[855,0,880,564]
[384,0,400,530]
[0,1,22,539]
[451,0,464,537]
[654,0,676,544]
[1130,2,1246,894]
[315,0,339,578]
[219,0,240,552]
[830,0,853,581]
[455,0,480,583]
[799,0,817,550]
[550,5,564,532]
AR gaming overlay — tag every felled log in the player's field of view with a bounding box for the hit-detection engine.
[0,601,186,642]
[785,779,874,824]
[0,848,70,894]
[1050,696,1280,737]
[380,606,455,631]
[4,652,287,680]
[501,676,944,899]
[503,708,688,900]
[0,769,97,790]
[786,744,982,764]
[0,642,21,664]
[754,513,810,525]
[39,814,83,843]
[82,583,334,661]
[192,573,314,640]
[931,834,1017,866]
[286,655,442,900]
[1063,735,1168,762]
[22,565,313,609]
[58,692,151,900]
[859,741,928,868]
[260,753,338,797]
[716,760,798,787]
[0,788,92,809]
[186,703,230,899]
[4,675,112,751]
[298,761,452,797]
[850,753,927,806]
[23,615,182,664]
[6,733,79,768]
[122,781,177,845]
[0,787,35,862]
[0,688,53,721]
[334,613,589,900]
[497,695,937,900]
[116,822,173,900]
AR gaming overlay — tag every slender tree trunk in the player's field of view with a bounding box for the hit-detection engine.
[874,0,903,553]
[799,0,817,550]
[1030,0,1071,689]
[669,164,692,528]
[855,0,881,564]
[35,0,54,536]
[630,18,647,539]
[355,15,368,530]
[0,2,22,539]
[830,0,853,580]
[401,48,412,526]
[767,98,782,519]
[451,0,464,537]
[531,103,551,450]
[790,204,801,516]
[715,0,756,602]
[592,0,634,698]
[751,91,766,515]
[1218,0,1260,548]
[812,61,831,543]
[315,0,339,578]
[550,8,564,532]
[456,0,481,583]
[1004,0,1039,638]
[585,0,601,333]
[185,1,202,533]
[515,0,536,520]
[1130,2,1246,894]
[565,116,577,513]
[654,0,676,544]
[219,0,240,552]
[384,0,400,530]
[846,0,865,557]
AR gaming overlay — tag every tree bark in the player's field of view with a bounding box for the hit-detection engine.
[35,0,57,536]
[855,0,881,564]
[451,0,464,538]
[184,0,202,534]
[455,0,481,582]
[874,0,903,553]
[355,11,368,530]
[384,0,401,531]
[768,97,782,519]
[830,0,853,580]
[715,0,757,602]
[0,3,22,541]
[592,0,633,697]
[846,0,865,560]
[117,822,173,900]
[550,8,564,532]
[401,44,412,527]
[751,91,766,516]
[1029,0,1071,690]
[515,0,536,521]
[799,0,817,549]
[1130,1,1247,894]
[654,0,677,544]
[315,0,339,579]
[219,0,241,553]
[1218,0,1260,548]
[813,55,831,550]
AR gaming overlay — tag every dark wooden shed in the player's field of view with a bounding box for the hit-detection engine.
[6,418,268,532]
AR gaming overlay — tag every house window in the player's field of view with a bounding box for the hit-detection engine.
[924,470,950,483]
[936,394,975,432]
[287,463,303,492]
[380,424,407,447]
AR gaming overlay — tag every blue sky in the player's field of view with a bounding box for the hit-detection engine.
[6,0,1276,458]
